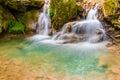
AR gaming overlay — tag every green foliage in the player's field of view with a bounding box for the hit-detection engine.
[49,8,54,17]
[8,20,25,33]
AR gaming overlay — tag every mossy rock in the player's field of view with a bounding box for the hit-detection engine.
[50,0,83,31]
[102,0,117,18]
[20,10,39,31]
[102,0,120,28]
[2,0,44,12]
[102,0,120,42]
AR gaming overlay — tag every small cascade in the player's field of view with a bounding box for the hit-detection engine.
[36,0,51,35]
[53,4,107,43]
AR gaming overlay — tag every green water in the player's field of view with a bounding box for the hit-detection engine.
[0,37,107,77]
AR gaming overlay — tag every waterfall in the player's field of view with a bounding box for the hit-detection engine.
[53,4,107,43]
[86,4,99,20]
[36,0,51,35]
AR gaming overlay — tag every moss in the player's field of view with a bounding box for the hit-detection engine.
[50,0,82,30]
[49,8,54,17]
[8,20,25,34]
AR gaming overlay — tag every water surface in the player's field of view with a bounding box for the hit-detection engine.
[0,36,108,79]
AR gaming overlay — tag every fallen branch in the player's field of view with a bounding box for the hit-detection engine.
[105,32,118,45]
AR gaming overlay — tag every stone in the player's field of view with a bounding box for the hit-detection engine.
[110,67,120,74]
[115,35,120,38]
[106,43,114,47]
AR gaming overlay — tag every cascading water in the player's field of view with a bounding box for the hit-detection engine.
[53,4,107,43]
[33,1,107,44]
[36,0,51,35]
